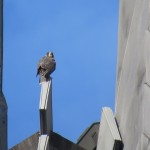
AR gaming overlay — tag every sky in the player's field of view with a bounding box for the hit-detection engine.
[3,0,119,148]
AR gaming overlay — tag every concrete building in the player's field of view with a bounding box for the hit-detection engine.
[4,0,150,149]
[77,122,99,150]
[0,0,8,150]
[96,0,150,149]
[10,132,39,150]
[115,0,150,149]
[10,123,100,150]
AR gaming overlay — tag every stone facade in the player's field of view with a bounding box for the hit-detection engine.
[0,0,8,150]
[115,0,150,149]
[10,132,39,150]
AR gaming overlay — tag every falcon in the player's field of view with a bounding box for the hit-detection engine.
[36,52,56,82]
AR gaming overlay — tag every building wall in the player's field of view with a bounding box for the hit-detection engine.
[115,0,150,149]
[10,131,86,150]
[10,132,39,150]
[0,93,7,150]
[0,0,8,149]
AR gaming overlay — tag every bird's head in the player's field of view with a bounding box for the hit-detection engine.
[46,52,54,58]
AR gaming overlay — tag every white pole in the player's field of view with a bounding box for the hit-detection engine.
[38,79,53,150]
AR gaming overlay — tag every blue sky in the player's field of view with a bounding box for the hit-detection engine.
[3,0,119,148]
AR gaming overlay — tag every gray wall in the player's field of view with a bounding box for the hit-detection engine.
[10,132,39,150]
[0,0,8,150]
[0,93,7,150]
[115,0,150,149]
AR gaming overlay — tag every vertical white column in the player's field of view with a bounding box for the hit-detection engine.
[37,79,53,150]
[97,107,122,150]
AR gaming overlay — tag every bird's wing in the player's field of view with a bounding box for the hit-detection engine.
[40,57,56,70]
[36,56,46,75]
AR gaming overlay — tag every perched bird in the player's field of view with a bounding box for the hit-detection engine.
[36,52,56,82]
